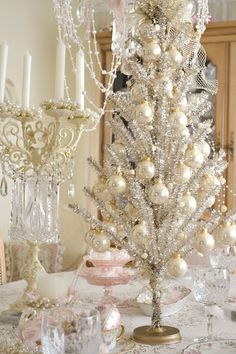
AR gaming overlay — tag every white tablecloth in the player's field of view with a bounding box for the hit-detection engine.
[0,272,236,353]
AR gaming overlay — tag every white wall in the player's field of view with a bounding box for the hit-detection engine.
[0,0,101,269]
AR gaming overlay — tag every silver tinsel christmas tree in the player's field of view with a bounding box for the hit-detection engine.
[71,0,236,344]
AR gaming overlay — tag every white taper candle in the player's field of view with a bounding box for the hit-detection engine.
[76,49,85,110]
[0,42,8,104]
[54,40,66,100]
[21,51,32,109]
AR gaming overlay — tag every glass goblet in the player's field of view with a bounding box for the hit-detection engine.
[63,305,101,354]
[192,267,230,342]
[210,246,236,272]
[41,308,65,354]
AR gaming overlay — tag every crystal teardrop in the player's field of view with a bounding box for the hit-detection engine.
[68,183,75,198]
[0,175,8,197]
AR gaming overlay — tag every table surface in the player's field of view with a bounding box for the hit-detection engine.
[0,272,236,353]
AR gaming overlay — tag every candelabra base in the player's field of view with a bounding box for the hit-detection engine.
[133,325,181,345]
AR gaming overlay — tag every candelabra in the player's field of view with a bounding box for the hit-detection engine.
[0,99,99,304]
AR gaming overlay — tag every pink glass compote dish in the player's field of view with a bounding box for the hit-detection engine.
[79,248,136,303]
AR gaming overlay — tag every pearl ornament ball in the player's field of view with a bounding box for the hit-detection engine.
[167,255,188,277]
[179,192,197,213]
[194,229,215,254]
[168,47,183,65]
[136,159,155,180]
[108,174,126,196]
[174,162,192,183]
[131,221,149,245]
[215,222,236,247]
[199,141,211,157]
[143,40,161,62]
[153,76,173,98]
[169,111,188,130]
[92,230,111,252]
[111,142,126,157]
[185,145,204,169]
[135,101,154,124]
[148,181,169,204]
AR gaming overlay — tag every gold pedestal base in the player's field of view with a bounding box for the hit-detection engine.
[133,325,181,345]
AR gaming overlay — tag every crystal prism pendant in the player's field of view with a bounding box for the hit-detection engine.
[68,183,75,198]
[0,175,8,196]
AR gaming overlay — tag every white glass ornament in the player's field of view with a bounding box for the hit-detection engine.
[176,95,188,111]
[108,174,126,196]
[195,229,215,254]
[148,181,169,205]
[136,159,155,180]
[139,19,155,40]
[131,221,149,245]
[215,223,236,247]
[199,141,211,157]
[179,192,197,213]
[169,111,188,130]
[174,162,192,183]
[167,255,188,277]
[135,101,154,123]
[176,126,190,139]
[143,40,161,61]
[92,231,111,252]
[185,145,204,169]
[111,142,126,157]
[168,47,183,65]
[153,76,173,98]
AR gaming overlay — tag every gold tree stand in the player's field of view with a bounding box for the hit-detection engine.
[133,325,181,345]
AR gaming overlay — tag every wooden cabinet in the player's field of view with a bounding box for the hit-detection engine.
[97,21,236,208]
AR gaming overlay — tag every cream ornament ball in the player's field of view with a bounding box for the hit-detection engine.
[179,192,197,213]
[195,229,215,254]
[176,126,190,139]
[111,142,126,157]
[92,231,111,253]
[168,47,183,65]
[176,96,188,111]
[167,255,188,277]
[135,101,154,124]
[143,40,161,62]
[201,174,221,191]
[136,159,155,180]
[185,145,204,169]
[169,111,188,130]
[174,162,192,183]
[215,222,236,247]
[153,76,173,98]
[199,141,211,158]
[148,181,169,204]
[108,174,126,196]
[102,221,117,235]
[131,221,149,245]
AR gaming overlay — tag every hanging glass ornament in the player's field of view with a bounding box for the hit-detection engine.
[167,255,188,277]
[215,222,236,247]
[148,181,169,205]
[178,192,197,213]
[185,145,204,169]
[108,174,126,196]
[194,229,215,254]
[68,182,75,198]
[167,47,183,65]
[174,162,192,183]
[0,174,8,197]
[143,40,161,62]
[136,158,155,180]
[135,101,154,124]
[169,111,188,130]
[92,230,111,253]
